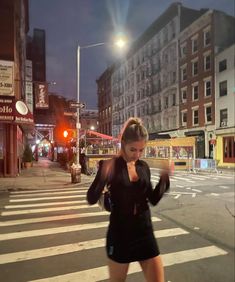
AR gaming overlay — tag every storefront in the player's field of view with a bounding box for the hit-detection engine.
[0,97,34,176]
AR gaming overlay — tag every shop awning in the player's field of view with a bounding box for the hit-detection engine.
[0,97,34,126]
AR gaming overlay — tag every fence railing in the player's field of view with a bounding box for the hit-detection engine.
[191,159,218,173]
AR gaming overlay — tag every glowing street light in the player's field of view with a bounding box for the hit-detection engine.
[74,36,127,183]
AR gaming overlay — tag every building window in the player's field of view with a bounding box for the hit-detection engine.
[192,84,199,100]
[219,59,227,72]
[165,97,168,109]
[204,54,211,70]
[204,29,211,46]
[181,111,187,126]
[204,79,211,97]
[192,60,198,76]
[181,88,187,102]
[205,105,212,123]
[181,65,187,81]
[219,80,227,97]
[223,136,235,163]
[192,37,198,53]
[220,109,228,127]
[193,109,199,125]
[180,43,187,58]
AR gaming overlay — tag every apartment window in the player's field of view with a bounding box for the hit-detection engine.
[204,54,211,70]
[172,93,176,106]
[192,84,199,100]
[180,43,187,58]
[204,28,211,46]
[219,59,227,72]
[181,88,187,102]
[220,109,228,127]
[181,111,187,125]
[192,60,198,76]
[165,97,168,109]
[193,109,199,125]
[219,80,227,97]
[192,37,198,53]
[204,79,211,97]
[205,105,212,123]
[181,65,187,81]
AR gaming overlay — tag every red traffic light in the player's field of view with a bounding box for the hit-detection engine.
[63,130,69,138]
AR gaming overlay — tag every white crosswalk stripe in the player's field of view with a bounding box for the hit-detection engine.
[29,246,227,282]
[0,187,229,281]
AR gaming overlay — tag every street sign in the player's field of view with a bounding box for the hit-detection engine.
[69,102,86,109]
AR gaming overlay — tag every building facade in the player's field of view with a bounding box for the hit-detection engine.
[111,3,203,138]
[0,0,34,177]
[215,44,235,166]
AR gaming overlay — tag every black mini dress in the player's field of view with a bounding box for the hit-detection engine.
[87,156,170,264]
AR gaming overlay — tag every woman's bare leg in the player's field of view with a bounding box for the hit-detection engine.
[108,258,129,282]
[139,255,164,282]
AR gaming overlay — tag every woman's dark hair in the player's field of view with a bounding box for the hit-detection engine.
[120,117,149,144]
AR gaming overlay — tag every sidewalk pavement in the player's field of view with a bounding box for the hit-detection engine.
[0,158,93,192]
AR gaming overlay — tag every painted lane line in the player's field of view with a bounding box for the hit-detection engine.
[219,186,229,189]
[0,228,186,264]
[211,193,219,196]
[172,176,195,183]
[186,187,191,190]
[0,211,109,227]
[0,217,160,241]
[10,190,87,198]
[9,188,87,194]
[191,189,202,193]
[176,185,184,188]
[10,194,85,202]
[29,246,227,282]
[174,194,181,199]
[1,204,96,216]
[5,200,87,209]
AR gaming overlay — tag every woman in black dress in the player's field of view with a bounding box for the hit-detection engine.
[87,117,170,282]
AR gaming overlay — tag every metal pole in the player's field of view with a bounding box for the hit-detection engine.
[76,45,81,167]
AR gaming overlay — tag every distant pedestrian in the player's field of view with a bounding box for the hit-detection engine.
[87,117,170,282]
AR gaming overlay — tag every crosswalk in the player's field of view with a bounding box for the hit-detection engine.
[0,186,229,281]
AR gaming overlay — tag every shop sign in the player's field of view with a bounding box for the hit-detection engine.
[0,98,34,124]
[0,60,14,96]
[35,82,49,109]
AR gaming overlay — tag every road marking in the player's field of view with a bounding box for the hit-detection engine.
[9,188,87,194]
[5,200,87,209]
[0,211,109,227]
[219,186,229,189]
[191,188,202,193]
[210,193,219,196]
[186,187,191,190]
[29,246,227,282]
[176,185,184,188]
[10,190,87,198]
[172,176,195,183]
[166,192,196,198]
[10,194,85,202]
[1,204,97,216]
[0,217,161,241]
[0,228,187,264]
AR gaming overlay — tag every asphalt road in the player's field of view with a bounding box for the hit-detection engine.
[0,170,234,282]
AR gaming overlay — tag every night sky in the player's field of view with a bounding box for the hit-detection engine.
[29,0,234,109]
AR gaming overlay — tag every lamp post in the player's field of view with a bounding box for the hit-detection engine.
[74,37,127,183]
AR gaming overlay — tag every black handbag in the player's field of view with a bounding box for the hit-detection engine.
[98,186,112,212]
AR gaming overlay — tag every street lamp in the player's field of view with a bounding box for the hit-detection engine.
[75,37,127,183]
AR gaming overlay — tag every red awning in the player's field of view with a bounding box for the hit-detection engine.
[0,97,34,125]
[86,130,119,141]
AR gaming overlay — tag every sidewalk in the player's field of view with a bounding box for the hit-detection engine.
[0,158,93,192]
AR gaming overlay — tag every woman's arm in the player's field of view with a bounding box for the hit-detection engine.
[145,164,170,205]
[86,160,107,205]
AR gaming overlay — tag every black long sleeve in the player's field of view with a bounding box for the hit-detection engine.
[86,160,107,205]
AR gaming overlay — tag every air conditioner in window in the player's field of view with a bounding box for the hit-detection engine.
[220,120,227,127]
